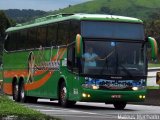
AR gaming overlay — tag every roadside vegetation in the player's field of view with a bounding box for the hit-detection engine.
[0,95,59,120]
[148,63,160,68]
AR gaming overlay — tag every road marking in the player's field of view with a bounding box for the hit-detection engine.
[39,109,100,115]
[25,103,117,118]
[49,114,117,119]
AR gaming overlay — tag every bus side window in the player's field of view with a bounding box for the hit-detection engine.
[5,32,18,51]
[70,20,80,43]
[27,28,37,49]
[37,26,47,47]
[47,23,57,47]
[67,43,78,72]
[18,30,27,50]
[57,21,70,46]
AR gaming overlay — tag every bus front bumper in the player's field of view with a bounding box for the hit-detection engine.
[80,89,146,103]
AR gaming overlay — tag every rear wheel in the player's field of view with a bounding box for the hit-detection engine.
[19,81,27,103]
[113,102,127,110]
[19,81,37,103]
[12,81,20,102]
[59,82,76,107]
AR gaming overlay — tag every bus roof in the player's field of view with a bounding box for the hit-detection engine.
[6,13,143,32]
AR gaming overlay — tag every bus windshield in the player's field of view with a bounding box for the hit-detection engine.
[81,40,146,76]
[81,21,144,40]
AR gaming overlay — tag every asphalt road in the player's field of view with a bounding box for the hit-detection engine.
[22,99,160,120]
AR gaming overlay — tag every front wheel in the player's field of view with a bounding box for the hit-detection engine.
[59,82,76,107]
[113,102,127,110]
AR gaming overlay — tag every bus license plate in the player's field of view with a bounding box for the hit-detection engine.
[111,95,122,99]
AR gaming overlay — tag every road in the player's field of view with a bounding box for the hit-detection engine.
[22,99,160,120]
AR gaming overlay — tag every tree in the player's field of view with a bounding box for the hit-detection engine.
[0,10,12,64]
[0,10,11,37]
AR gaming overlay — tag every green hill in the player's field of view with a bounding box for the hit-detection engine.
[53,0,160,20]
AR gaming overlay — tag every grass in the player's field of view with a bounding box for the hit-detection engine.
[148,63,160,68]
[0,95,59,120]
[52,0,160,20]
[147,86,160,89]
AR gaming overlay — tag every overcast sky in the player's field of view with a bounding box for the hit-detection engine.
[0,0,92,11]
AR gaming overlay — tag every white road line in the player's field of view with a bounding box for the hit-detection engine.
[37,108,102,115]
[49,114,117,119]
[26,104,116,118]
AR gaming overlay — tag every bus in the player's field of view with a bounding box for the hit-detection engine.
[2,13,158,109]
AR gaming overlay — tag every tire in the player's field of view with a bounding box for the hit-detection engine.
[12,81,20,102]
[19,81,37,103]
[18,81,27,103]
[59,82,76,107]
[113,102,127,110]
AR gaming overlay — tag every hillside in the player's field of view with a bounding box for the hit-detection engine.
[4,9,47,23]
[52,0,160,20]
[4,0,160,23]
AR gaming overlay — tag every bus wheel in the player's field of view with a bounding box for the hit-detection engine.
[12,81,20,102]
[59,82,68,107]
[113,102,127,110]
[59,82,76,107]
[19,81,26,103]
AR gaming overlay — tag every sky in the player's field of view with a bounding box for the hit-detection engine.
[0,0,92,11]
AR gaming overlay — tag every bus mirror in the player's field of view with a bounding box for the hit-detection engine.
[75,34,83,58]
[156,72,160,85]
[148,37,158,60]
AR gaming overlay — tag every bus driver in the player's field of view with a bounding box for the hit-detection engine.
[82,47,106,67]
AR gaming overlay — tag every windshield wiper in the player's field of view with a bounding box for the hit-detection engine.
[99,49,116,75]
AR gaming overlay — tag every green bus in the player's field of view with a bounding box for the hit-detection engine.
[2,13,158,109]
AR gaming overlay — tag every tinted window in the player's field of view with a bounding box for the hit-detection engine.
[5,32,18,51]
[37,26,47,47]
[47,24,57,47]
[67,43,77,69]
[17,30,27,50]
[57,21,70,46]
[27,28,37,49]
[70,21,80,43]
[81,21,144,40]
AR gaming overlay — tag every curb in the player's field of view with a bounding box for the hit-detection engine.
[148,67,160,72]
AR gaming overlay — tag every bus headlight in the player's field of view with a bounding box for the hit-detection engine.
[92,85,99,90]
[82,84,99,90]
[132,87,138,91]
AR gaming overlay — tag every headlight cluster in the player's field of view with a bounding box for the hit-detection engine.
[132,86,146,91]
[82,84,99,90]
